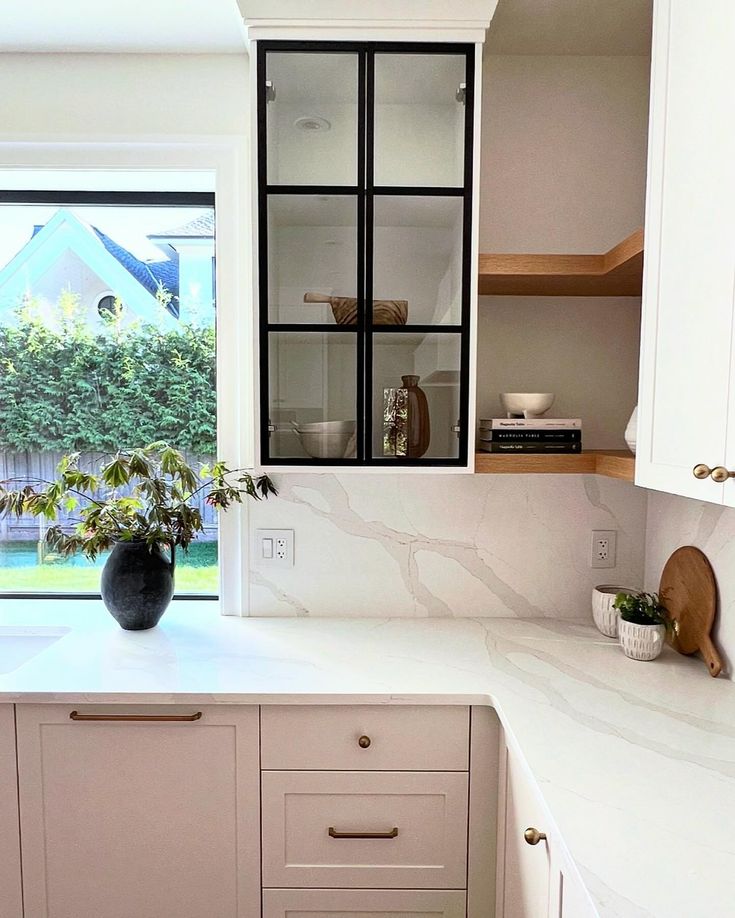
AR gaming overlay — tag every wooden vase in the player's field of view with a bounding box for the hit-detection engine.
[303,292,408,326]
[402,375,431,458]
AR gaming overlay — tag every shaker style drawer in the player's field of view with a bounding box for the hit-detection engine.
[261,771,469,889]
[260,705,469,771]
[263,889,466,918]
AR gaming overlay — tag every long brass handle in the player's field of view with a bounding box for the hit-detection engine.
[69,711,203,722]
[524,827,547,846]
[328,826,399,839]
[693,464,713,479]
[710,466,735,483]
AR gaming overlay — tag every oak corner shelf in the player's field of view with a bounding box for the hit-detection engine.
[474,449,635,481]
[478,228,644,297]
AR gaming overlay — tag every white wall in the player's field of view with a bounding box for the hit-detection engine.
[0,54,248,137]
[477,55,649,446]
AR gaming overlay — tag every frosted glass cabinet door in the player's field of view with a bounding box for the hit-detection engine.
[16,705,260,918]
[265,51,359,186]
[374,52,467,187]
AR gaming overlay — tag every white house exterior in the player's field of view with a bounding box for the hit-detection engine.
[0,209,215,330]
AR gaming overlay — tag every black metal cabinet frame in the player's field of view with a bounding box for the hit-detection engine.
[256,40,475,466]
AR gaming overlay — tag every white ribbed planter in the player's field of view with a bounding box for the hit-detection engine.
[618,618,666,661]
[591,586,634,638]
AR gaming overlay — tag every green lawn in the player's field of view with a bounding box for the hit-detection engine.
[0,562,218,594]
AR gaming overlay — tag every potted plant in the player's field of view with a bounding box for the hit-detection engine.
[613,590,671,661]
[0,443,276,630]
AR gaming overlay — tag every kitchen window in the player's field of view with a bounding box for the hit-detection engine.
[0,187,219,598]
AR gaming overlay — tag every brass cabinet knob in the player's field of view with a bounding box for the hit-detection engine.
[358,735,371,748]
[693,464,713,479]
[710,466,735,483]
[523,827,547,846]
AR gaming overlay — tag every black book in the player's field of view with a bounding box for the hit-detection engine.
[480,442,582,453]
[479,429,582,442]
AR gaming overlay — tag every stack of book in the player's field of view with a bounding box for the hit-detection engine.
[478,418,582,453]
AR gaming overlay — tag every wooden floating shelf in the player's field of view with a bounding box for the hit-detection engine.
[475,449,635,481]
[478,228,644,297]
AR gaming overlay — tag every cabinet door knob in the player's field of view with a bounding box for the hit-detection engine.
[693,464,713,479]
[358,735,372,748]
[710,466,735,483]
[523,827,547,846]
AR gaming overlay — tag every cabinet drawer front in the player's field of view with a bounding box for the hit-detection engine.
[262,771,468,889]
[263,889,466,918]
[261,706,469,771]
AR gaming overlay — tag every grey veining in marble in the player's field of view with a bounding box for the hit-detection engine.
[249,473,647,619]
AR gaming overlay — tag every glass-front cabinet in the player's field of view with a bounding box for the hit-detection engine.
[257,41,475,466]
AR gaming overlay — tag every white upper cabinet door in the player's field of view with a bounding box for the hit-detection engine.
[16,705,260,918]
[636,0,735,502]
[0,705,23,918]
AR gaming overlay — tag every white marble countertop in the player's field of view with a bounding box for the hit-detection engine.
[0,600,732,918]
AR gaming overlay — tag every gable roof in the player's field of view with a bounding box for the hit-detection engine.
[1,209,177,327]
[92,228,180,316]
[149,212,215,239]
[25,213,180,318]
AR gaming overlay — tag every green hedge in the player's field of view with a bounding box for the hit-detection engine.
[0,303,216,454]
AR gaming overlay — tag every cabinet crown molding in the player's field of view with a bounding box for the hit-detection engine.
[239,1,498,42]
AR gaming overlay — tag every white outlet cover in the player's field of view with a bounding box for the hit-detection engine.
[590,530,617,569]
[255,529,294,568]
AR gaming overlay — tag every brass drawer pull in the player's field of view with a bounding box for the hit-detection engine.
[710,466,735,483]
[358,735,372,748]
[524,827,547,846]
[693,464,713,480]
[328,826,399,839]
[69,711,203,722]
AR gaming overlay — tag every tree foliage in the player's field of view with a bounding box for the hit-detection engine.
[0,444,276,559]
[0,293,216,454]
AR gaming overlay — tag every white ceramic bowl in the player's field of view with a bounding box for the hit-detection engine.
[500,392,555,419]
[294,421,355,459]
[592,585,634,638]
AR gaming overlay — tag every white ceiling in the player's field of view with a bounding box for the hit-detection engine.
[0,0,247,53]
[486,0,653,55]
[0,0,652,56]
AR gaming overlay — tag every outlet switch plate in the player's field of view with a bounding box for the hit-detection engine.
[590,530,617,569]
[256,529,294,568]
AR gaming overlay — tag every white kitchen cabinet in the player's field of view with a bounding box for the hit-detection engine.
[496,740,597,918]
[261,770,469,889]
[0,704,22,918]
[636,0,735,503]
[263,888,467,918]
[15,704,260,918]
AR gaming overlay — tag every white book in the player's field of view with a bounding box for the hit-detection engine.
[478,418,582,430]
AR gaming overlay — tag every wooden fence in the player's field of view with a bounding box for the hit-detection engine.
[0,451,217,542]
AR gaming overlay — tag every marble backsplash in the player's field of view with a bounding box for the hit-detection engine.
[249,473,647,619]
[645,492,735,678]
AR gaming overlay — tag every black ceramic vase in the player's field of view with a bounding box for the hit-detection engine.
[100,541,175,631]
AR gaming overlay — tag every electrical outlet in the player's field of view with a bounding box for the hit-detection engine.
[256,529,294,568]
[590,530,616,569]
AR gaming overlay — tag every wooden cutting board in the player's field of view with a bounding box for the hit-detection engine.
[659,546,722,677]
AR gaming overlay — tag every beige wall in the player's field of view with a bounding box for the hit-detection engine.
[477,55,649,446]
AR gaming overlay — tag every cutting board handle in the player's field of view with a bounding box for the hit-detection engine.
[700,633,723,678]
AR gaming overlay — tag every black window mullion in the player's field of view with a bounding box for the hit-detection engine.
[364,48,376,463]
[256,41,272,463]
[458,45,475,468]
[356,49,367,463]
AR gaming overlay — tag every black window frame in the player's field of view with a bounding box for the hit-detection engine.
[257,39,475,467]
